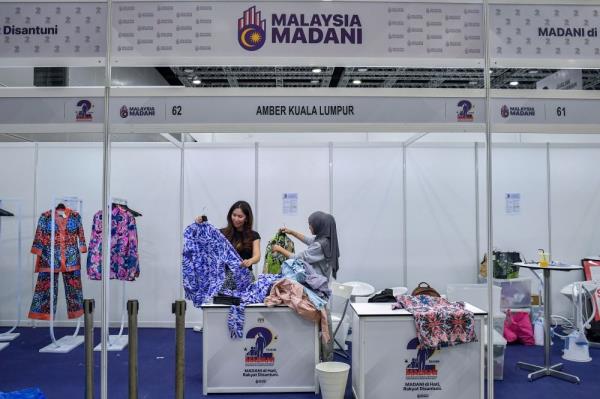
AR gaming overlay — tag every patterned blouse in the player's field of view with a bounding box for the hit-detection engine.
[31,208,87,273]
[86,205,140,281]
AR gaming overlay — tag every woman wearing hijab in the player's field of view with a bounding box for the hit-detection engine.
[271,211,340,361]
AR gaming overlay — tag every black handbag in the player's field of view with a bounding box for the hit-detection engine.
[368,288,396,303]
[213,294,241,306]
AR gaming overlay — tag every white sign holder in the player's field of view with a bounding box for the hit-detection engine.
[39,196,85,354]
[0,198,23,345]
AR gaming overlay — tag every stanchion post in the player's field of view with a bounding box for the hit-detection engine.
[127,300,139,399]
[172,300,186,399]
[84,299,95,399]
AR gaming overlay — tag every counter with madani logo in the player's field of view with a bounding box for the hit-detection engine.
[201,303,319,394]
[351,302,486,399]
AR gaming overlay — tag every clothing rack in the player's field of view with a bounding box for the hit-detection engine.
[94,197,141,351]
[39,196,84,353]
[0,207,14,217]
[0,199,22,351]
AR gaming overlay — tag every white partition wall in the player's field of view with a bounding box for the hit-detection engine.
[257,146,330,263]
[406,145,478,291]
[183,145,256,324]
[110,144,182,326]
[550,145,600,316]
[333,145,404,288]
[0,144,36,325]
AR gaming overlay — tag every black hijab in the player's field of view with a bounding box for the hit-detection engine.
[308,211,340,279]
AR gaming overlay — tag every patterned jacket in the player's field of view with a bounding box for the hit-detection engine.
[86,205,140,281]
[31,208,87,273]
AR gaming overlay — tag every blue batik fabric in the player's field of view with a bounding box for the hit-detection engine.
[182,222,250,306]
[227,273,282,338]
[182,222,281,338]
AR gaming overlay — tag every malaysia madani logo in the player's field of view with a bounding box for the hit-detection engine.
[120,105,129,119]
[501,105,509,118]
[238,6,266,51]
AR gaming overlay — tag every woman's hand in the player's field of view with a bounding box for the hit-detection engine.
[242,259,253,268]
[279,227,290,234]
[272,244,283,254]
[195,215,207,224]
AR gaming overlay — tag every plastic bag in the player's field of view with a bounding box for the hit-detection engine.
[0,388,47,399]
[503,310,535,345]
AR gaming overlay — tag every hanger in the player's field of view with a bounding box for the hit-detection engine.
[0,208,14,217]
[111,198,142,217]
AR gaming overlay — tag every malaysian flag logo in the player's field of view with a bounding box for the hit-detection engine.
[238,6,267,51]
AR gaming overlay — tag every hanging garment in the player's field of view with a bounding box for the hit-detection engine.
[31,208,87,272]
[393,295,476,349]
[182,222,279,338]
[263,232,294,274]
[264,278,330,343]
[28,270,83,320]
[86,205,140,281]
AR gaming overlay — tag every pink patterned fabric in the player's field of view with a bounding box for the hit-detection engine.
[86,205,139,281]
[393,295,476,349]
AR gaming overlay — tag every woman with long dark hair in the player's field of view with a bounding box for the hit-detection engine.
[196,200,261,289]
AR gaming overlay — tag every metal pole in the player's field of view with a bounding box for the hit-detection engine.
[483,0,495,396]
[254,142,259,231]
[402,144,408,287]
[173,300,186,399]
[329,142,333,214]
[84,299,95,399]
[179,137,185,299]
[546,143,552,261]
[127,300,139,399]
[474,142,481,280]
[101,1,114,398]
[543,270,551,369]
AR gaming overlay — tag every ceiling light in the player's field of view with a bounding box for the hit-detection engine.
[489,69,493,74]
[192,78,201,85]
[312,68,322,73]
[528,70,539,74]
[183,68,194,73]
[509,81,519,86]
[357,67,368,72]
[469,81,478,85]
[311,80,319,84]
[352,79,362,85]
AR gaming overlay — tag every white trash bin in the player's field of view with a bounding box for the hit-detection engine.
[316,361,350,399]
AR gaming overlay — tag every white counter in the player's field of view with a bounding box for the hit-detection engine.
[351,302,486,399]
[201,304,319,394]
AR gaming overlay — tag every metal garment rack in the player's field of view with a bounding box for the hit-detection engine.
[0,199,22,351]
[94,197,140,352]
[39,196,85,354]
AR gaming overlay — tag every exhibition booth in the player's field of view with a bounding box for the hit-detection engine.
[1,1,600,399]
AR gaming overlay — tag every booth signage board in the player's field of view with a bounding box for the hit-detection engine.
[352,314,483,399]
[0,2,107,61]
[491,98,600,125]
[110,96,486,125]
[202,306,318,393]
[111,1,483,64]
[0,97,104,124]
[490,4,600,65]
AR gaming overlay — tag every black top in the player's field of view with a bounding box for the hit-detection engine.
[221,229,261,260]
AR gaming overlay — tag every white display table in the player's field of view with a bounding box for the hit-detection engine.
[351,302,486,399]
[201,303,319,395]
